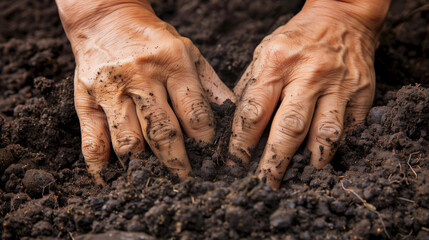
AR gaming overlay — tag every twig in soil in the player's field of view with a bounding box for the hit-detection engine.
[68,231,75,240]
[214,134,227,165]
[407,152,420,178]
[341,181,391,239]
[422,227,429,232]
[388,173,402,184]
[145,177,151,189]
[42,180,56,197]
[397,197,415,203]
[398,230,413,239]
[397,163,409,185]
[341,181,377,211]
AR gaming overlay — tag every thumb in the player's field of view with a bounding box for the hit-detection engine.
[181,37,236,104]
[195,54,236,104]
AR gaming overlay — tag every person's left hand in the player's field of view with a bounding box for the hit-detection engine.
[56,0,236,184]
[227,1,389,189]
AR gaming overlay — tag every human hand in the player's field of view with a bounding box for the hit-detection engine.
[56,0,235,184]
[228,0,390,189]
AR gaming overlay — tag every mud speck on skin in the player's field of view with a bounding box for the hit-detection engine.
[1,0,429,239]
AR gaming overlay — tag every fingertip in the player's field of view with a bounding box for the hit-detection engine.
[256,167,281,190]
[228,137,253,164]
[176,167,191,182]
[163,155,192,182]
[307,132,342,169]
[102,97,146,168]
[81,135,111,183]
[87,163,107,186]
[309,145,335,169]
[307,94,347,169]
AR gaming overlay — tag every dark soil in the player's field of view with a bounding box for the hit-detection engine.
[1,0,428,239]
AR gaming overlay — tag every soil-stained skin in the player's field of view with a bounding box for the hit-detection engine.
[1,0,429,240]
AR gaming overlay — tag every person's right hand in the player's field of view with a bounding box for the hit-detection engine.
[56,0,235,184]
[227,0,390,189]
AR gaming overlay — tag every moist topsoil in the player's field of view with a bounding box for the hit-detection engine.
[0,0,428,239]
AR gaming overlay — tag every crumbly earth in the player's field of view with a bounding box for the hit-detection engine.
[1,0,428,239]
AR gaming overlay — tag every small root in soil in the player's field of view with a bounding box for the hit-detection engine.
[341,180,391,239]
[406,152,420,178]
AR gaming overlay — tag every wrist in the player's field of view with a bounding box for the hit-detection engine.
[56,0,156,47]
[302,0,391,38]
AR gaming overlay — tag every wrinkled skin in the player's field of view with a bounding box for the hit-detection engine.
[228,0,390,189]
[56,0,235,184]
[57,0,390,188]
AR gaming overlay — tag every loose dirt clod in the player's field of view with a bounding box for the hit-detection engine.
[22,169,55,198]
[0,148,14,173]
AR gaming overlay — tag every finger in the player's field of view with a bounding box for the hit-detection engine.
[233,41,266,98]
[130,83,191,181]
[306,94,347,168]
[228,76,283,164]
[197,57,236,104]
[233,63,254,98]
[167,70,216,143]
[99,96,145,168]
[257,84,318,189]
[196,55,236,104]
[345,85,375,130]
[75,82,110,185]
[182,37,236,104]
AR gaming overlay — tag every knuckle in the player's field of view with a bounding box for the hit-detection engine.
[358,80,373,94]
[180,37,194,49]
[316,122,343,144]
[90,65,128,99]
[157,38,191,72]
[304,48,345,78]
[269,38,288,56]
[167,38,188,57]
[354,70,374,91]
[115,131,143,154]
[82,137,109,162]
[253,36,272,58]
[145,110,180,148]
[160,22,179,35]
[133,94,155,111]
[181,36,200,58]
[262,38,288,63]
[184,100,213,130]
[313,54,338,73]
[238,98,265,128]
[276,111,307,139]
[257,37,295,74]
